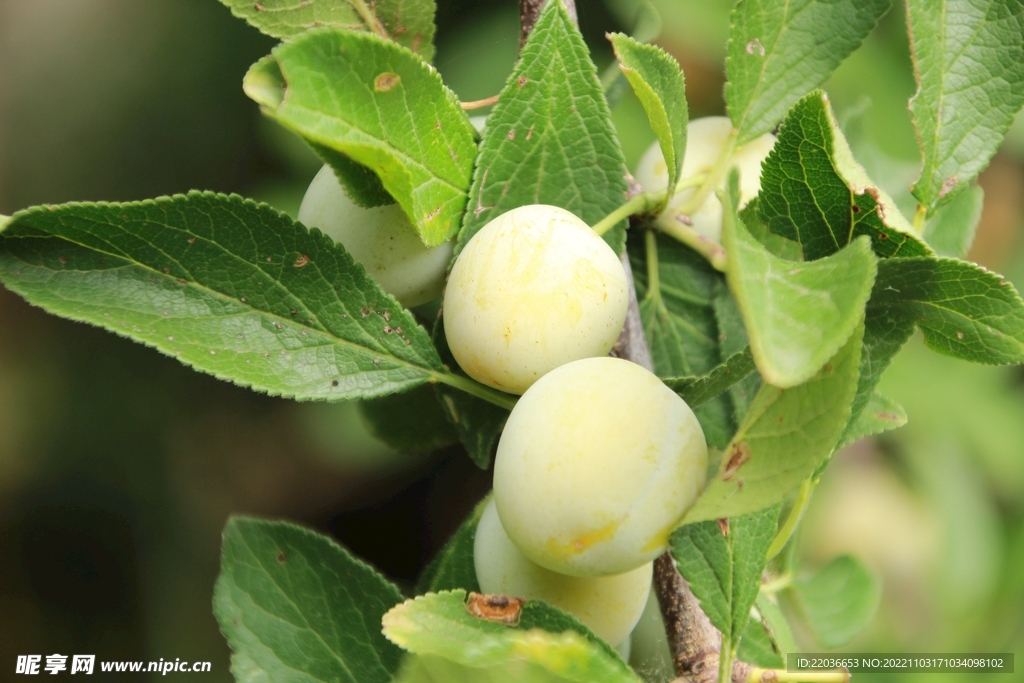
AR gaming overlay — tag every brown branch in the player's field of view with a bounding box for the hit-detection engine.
[520,0,577,47]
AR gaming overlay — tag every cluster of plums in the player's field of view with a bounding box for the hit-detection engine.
[298,117,776,649]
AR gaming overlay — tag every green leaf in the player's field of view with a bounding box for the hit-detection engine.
[736,614,784,669]
[214,517,404,683]
[664,348,756,409]
[722,172,878,388]
[684,324,862,523]
[245,29,476,246]
[671,505,780,645]
[310,144,395,208]
[456,0,630,255]
[788,555,881,647]
[834,307,916,460]
[359,384,458,452]
[220,0,437,61]
[0,193,451,401]
[908,0,1024,212]
[758,91,931,261]
[631,231,736,449]
[383,591,637,683]
[868,257,1024,365]
[725,0,891,144]
[608,33,688,197]
[755,592,798,660]
[835,391,907,450]
[713,281,761,424]
[741,200,802,261]
[432,316,510,468]
[923,184,984,258]
[416,496,488,595]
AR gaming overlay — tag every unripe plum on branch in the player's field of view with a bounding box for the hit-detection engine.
[493,357,708,577]
[444,205,628,395]
[474,500,651,646]
[298,164,453,308]
[634,116,776,242]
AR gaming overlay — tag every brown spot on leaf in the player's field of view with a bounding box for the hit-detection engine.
[412,34,422,54]
[939,175,959,198]
[723,442,751,481]
[717,518,730,537]
[851,205,861,213]
[518,76,528,87]
[374,73,401,92]
[466,592,523,626]
[254,2,263,10]
[276,551,286,563]
[507,129,516,140]
[877,411,901,422]
[294,254,310,267]
[58,255,68,265]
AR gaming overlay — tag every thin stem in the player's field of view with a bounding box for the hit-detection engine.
[718,634,734,683]
[593,190,667,236]
[461,95,500,110]
[759,573,793,595]
[675,173,708,194]
[645,229,660,299]
[677,130,738,217]
[767,478,816,560]
[748,669,850,683]
[349,0,390,39]
[912,202,928,234]
[434,371,518,411]
[653,213,728,271]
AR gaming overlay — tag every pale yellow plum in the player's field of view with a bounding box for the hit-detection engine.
[474,500,652,646]
[298,164,453,308]
[493,357,708,577]
[443,205,628,394]
[634,116,776,242]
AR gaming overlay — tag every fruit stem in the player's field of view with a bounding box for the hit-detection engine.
[592,190,667,236]
[766,477,816,560]
[434,371,518,410]
[653,213,728,271]
[677,129,739,217]
[748,669,850,683]
[645,229,661,300]
[912,202,928,234]
[349,0,390,39]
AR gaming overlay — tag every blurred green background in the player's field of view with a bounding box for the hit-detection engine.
[0,0,1022,680]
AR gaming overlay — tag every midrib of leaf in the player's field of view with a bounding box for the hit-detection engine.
[280,100,466,199]
[237,530,361,680]
[20,222,444,379]
[730,0,796,138]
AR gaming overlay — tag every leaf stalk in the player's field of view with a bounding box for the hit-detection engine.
[349,0,390,39]
[912,202,927,234]
[766,477,816,559]
[434,371,518,411]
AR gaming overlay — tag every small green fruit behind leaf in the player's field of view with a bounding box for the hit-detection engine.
[474,500,652,647]
[634,117,776,243]
[494,357,708,578]
[444,205,629,395]
[299,164,453,308]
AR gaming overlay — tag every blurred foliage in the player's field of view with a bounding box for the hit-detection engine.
[0,0,1022,680]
